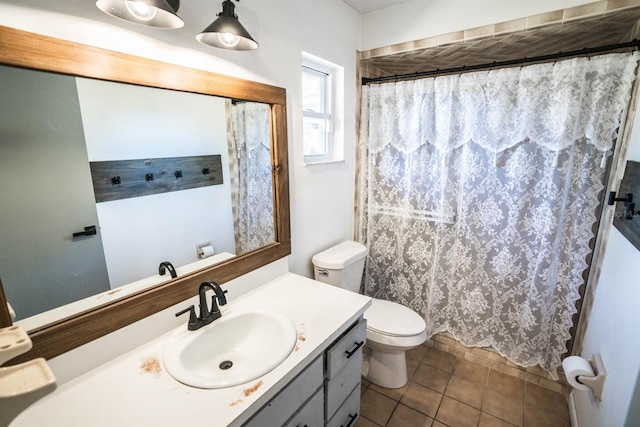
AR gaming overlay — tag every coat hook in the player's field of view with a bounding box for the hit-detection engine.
[553,51,562,66]
[608,192,639,220]
[175,170,183,178]
[111,176,121,185]
[145,173,154,182]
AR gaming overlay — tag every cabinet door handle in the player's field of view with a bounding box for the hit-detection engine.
[344,341,364,359]
[341,412,358,427]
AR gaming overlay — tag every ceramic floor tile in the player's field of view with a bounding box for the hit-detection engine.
[524,403,571,427]
[436,396,481,427]
[525,382,569,419]
[487,369,525,400]
[453,358,489,384]
[354,415,381,427]
[482,389,524,427]
[412,363,451,393]
[479,412,518,427]
[445,375,485,408]
[407,357,420,379]
[360,388,398,426]
[369,381,408,402]
[407,344,428,362]
[422,347,457,373]
[386,403,434,427]
[400,381,443,418]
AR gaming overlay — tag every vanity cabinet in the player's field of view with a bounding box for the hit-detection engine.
[244,356,324,427]
[243,318,366,427]
[325,319,366,427]
[286,387,324,426]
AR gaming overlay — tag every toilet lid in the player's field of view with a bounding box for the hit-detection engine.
[364,299,426,337]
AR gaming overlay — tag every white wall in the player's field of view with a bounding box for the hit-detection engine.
[573,107,640,426]
[77,78,234,287]
[360,0,596,51]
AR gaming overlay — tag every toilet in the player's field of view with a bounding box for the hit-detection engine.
[312,241,427,389]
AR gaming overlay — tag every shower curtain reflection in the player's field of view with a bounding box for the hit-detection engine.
[227,101,276,255]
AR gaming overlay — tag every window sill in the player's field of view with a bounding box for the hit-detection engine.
[304,159,346,167]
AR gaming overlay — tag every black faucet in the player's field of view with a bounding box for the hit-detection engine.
[159,261,177,279]
[175,281,228,331]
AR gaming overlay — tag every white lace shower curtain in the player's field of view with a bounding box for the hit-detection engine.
[228,101,275,255]
[357,53,638,376]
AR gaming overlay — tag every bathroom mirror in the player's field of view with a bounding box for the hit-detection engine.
[0,25,291,362]
[0,65,275,329]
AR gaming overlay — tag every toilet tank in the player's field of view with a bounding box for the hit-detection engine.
[312,241,368,293]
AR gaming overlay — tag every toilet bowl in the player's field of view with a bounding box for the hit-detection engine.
[363,299,427,388]
[312,241,426,389]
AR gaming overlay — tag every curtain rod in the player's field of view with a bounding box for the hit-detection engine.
[362,39,640,85]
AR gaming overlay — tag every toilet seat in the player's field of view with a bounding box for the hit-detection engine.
[364,299,426,337]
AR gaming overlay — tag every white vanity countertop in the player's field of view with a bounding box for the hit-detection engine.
[11,273,371,427]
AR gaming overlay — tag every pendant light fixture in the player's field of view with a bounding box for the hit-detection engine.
[96,0,184,28]
[96,0,258,51]
[196,0,258,51]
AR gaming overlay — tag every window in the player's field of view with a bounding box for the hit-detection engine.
[303,66,331,161]
[302,53,343,164]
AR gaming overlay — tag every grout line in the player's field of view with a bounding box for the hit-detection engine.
[383,399,401,427]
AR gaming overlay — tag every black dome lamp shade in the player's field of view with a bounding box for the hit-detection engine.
[197,0,258,51]
[96,0,184,29]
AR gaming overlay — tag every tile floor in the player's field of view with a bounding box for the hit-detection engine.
[356,346,571,427]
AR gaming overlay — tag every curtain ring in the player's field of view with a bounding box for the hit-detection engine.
[489,61,497,73]
[460,65,466,77]
[520,57,527,69]
[553,51,561,66]
[585,47,591,60]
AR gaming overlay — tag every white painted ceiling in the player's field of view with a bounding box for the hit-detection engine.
[342,0,412,14]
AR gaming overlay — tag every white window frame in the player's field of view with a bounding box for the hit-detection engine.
[302,52,344,165]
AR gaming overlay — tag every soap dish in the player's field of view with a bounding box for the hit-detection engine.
[0,358,56,399]
[0,325,32,366]
[0,358,57,425]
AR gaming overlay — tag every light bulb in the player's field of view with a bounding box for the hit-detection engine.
[124,1,158,21]
[217,32,241,48]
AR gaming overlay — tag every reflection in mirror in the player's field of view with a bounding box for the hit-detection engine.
[0,64,275,331]
[228,101,275,254]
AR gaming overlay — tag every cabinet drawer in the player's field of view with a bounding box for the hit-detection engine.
[244,356,323,427]
[285,387,324,427]
[326,385,360,427]
[325,345,362,419]
[326,319,366,379]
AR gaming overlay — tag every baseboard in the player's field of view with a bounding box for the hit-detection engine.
[568,391,579,427]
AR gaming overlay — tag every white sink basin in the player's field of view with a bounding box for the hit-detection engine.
[164,310,297,389]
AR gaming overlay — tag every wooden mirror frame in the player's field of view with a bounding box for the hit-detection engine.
[0,25,290,363]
